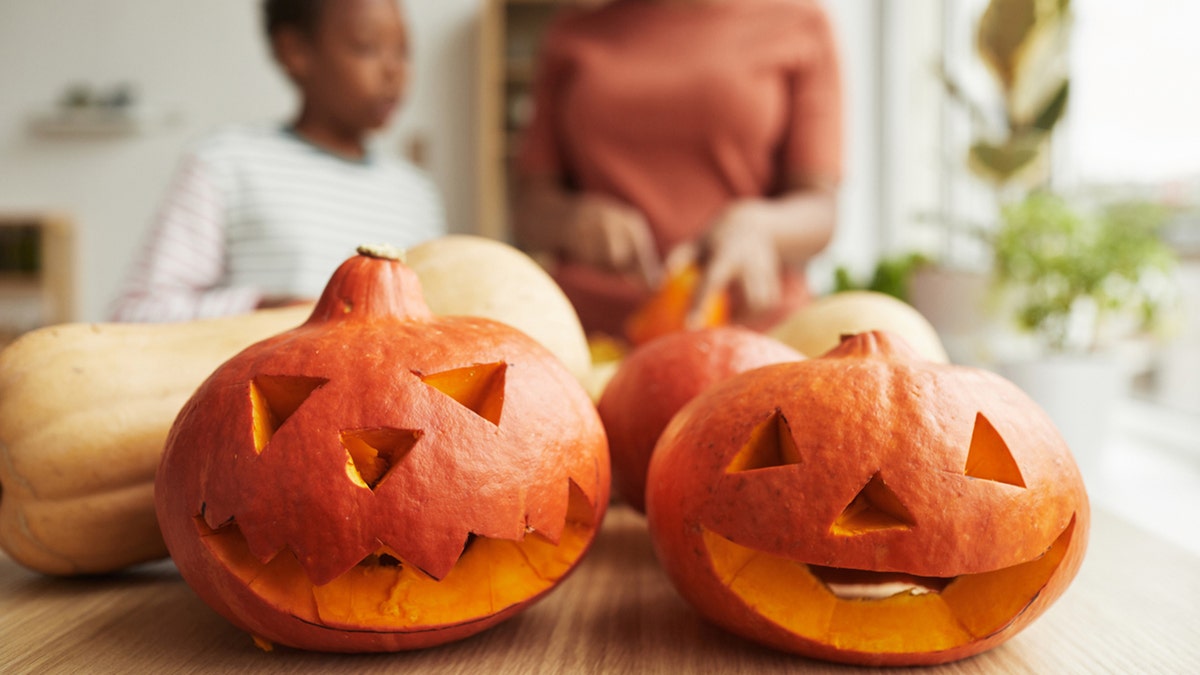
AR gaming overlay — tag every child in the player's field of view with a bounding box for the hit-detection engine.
[112,0,445,322]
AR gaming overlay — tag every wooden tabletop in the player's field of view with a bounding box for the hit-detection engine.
[2,504,1197,674]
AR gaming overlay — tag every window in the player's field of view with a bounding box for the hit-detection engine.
[1065,0,1200,187]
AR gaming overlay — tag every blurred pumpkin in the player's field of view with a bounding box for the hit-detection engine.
[155,245,610,653]
[598,327,802,512]
[769,290,948,362]
[646,331,1088,666]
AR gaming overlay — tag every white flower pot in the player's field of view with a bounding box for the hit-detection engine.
[999,354,1123,486]
[908,266,994,366]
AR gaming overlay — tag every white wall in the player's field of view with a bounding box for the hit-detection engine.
[0,1,281,322]
[0,0,881,322]
[813,1,883,292]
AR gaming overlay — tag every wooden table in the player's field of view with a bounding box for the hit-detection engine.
[2,504,1197,674]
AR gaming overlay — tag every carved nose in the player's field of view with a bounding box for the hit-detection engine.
[831,473,915,536]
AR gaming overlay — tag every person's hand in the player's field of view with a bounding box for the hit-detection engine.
[684,199,782,326]
[564,194,662,287]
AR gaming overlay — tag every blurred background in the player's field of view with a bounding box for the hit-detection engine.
[0,1,1196,549]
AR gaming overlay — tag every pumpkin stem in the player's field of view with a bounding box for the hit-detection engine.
[356,243,407,263]
[305,246,433,324]
[829,331,923,361]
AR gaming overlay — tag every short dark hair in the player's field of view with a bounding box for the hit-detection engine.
[263,0,325,38]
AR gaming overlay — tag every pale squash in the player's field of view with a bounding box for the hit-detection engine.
[769,291,949,363]
[404,235,592,383]
[0,306,312,575]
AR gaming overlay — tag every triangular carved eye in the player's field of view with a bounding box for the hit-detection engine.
[964,413,1025,488]
[250,375,328,453]
[831,473,915,536]
[342,428,421,490]
[725,409,801,473]
[420,362,507,426]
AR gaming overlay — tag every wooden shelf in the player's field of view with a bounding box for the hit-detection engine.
[478,0,595,241]
[0,273,40,288]
[0,214,76,344]
[505,59,537,85]
[28,107,177,139]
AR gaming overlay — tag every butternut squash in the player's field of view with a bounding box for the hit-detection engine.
[0,306,311,575]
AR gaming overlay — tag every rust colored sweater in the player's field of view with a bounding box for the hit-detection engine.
[518,0,843,335]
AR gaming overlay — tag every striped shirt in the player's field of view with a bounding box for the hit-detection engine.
[111,123,446,322]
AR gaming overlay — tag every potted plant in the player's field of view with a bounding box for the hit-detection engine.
[832,252,931,303]
[955,0,1072,193]
[907,0,1074,365]
[990,191,1178,479]
[992,192,1176,353]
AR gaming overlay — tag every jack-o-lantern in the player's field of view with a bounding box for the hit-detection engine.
[646,331,1088,666]
[155,245,610,653]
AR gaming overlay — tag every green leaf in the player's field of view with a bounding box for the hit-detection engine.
[1031,80,1069,131]
[1008,7,1072,126]
[991,192,1179,349]
[831,254,930,303]
[977,0,1038,90]
[968,135,1044,183]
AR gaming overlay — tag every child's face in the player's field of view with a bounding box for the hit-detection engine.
[289,0,410,134]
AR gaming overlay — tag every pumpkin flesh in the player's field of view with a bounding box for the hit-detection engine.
[703,515,1076,655]
[625,264,729,346]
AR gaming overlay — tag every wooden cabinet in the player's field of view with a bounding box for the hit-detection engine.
[477,0,596,241]
[0,213,75,345]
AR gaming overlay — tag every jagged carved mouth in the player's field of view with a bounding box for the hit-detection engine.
[194,482,595,632]
[702,516,1075,655]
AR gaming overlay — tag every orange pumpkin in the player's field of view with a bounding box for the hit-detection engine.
[625,263,729,346]
[155,245,610,653]
[646,331,1088,666]
[598,327,802,512]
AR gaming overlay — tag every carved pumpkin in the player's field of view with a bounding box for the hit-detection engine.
[625,263,729,346]
[155,245,610,653]
[598,327,802,512]
[646,331,1088,666]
